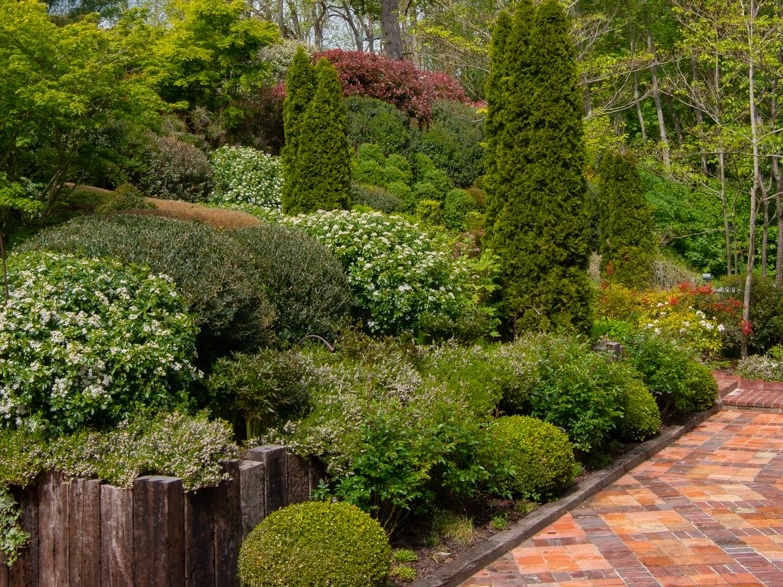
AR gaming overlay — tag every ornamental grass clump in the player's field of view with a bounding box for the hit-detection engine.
[0,252,199,434]
[238,501,391,587]
[209,146,283,211]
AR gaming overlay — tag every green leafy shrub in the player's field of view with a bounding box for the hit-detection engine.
[718,275,783,356]
[209,146,283,211]
[349,184,404,213]
[228,224,352,343]
[385,154,413,185]
[420,169,453,198]
[681,361,718,413]
[345,96,417,155]
[416,199,443,225]
[0,252,198,433]
[207,350,308,439]
[443,188,477,230]
[20,215,276,363]
[480,415,575,501]
[355,159,386,186]
[238,501,391,587]
[96,183,153,214]
[385,182,416,211]
[282,210,464,334]
[137,134,213,202]
[737,347,783,381]
[615,378,661,442]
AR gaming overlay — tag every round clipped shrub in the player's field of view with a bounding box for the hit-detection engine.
[283,210,464,334]
[137,134,213,202]
[227,224,353,343]
[345,96,417,155]
[681,360,718,413]
[0,252,199,433]
[209,146,283,211]
[238,501,391,587]
[481,415,575,501]
[19,215,276,363]
[443,188,477,230]
[349,184,404,213]
[615,378,661,442]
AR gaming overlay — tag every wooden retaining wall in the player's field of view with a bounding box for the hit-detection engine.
[0,446,319,587]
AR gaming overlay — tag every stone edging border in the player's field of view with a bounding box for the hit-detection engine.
[409,402,723,587]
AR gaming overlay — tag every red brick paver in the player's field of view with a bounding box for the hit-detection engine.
[462,409,783,587]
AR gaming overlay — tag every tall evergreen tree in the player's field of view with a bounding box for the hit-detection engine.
[489,0,592,334]
[483,10,512,239]
[281,46,316,213]
[597,150,658,288]
[287,59,351,214]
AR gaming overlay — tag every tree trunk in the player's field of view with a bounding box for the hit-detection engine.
[719,150,732,275]
[380,0,403,60]
[691,54,708,174]
[647,26,670,167]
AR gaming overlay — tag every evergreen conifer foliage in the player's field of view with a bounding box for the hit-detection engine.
[597,151,658,288]
[287,59,352,214]
[488,0,592,334]
[281,46,316,213]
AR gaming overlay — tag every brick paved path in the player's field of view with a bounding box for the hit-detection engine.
[462,409,783,587]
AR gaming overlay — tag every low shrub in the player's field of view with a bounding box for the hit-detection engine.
[19,215,276,363]
[228,224,352,343]
[136,134,213,202]
[737,348,783,381]
[681,361,718,413]
[349,184,404,214]
[207,350,309,439]
[615,378,661,442]
[443,188,477,230]
[209,146,283,211]
[238,501,391,587]
[96,183,153,214]
[480,415,576,501]
[345,96,416,155]
[718,274,783,356]
[0,252,199,434]
[416,199,443,226]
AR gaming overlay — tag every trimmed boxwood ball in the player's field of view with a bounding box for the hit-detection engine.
[615,379,661,442]
[481,415,576,501]
[681,360,718,413]
[238,501,391,587]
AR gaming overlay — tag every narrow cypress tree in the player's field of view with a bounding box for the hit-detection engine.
[490,0,592,334]
[287,59,351,214]
[598,151,658,288]
[483,10,513,239]
[281,46,316,213]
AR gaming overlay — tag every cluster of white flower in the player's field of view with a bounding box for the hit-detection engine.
[209,146,283,211]
[0,252,200,433]
[284,210,464,333]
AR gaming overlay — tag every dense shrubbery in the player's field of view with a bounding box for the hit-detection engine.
[349,184,404,213]
[737,346,783,381]
[0,252,199,434]
[136,134,214,202]
[345,97,416,155]
[209,146,283,210]
[717,274,783,356]
[238,501,390,587]
[616,378,662,441]
[19,215,276,362]
[228,224,352,343]
[480,415,576,501]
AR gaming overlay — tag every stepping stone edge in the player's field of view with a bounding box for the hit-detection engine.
[408,402,722,587]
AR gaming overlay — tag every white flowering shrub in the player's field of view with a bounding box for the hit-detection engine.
[209,146,283,210]
[283,210,464,334]
[0,252,200,434]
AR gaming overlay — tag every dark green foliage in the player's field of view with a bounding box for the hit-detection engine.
[286,59,352,214]
[281,46,317,212]
[443,188,478,230]
[419,101,485,188]
[615,378,661,442]
[421,169,453,198]
[96,183,153,214]
[238,501,391,587]
[411,153,437,182]
[718,275,783,355]
[228,224,352,344]
[480,415,576,501]
[207,350,308,439]
[598,151,658,288]
[345,96,416,155]
[412,182,442,207]
[488,0,592,334]
[681,361,718,413]
[19,215,276,364]
[349,184,404,213]
[137,134,214,202]
[386,182,416,211]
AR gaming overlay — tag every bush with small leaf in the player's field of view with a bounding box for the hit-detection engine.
[349,184,404,213]
[238,501,391,587]
[615,377,661,442]
[209,146,283,211]
[96,183,153,214]
[737,347,783,381]
[137,134,213,202]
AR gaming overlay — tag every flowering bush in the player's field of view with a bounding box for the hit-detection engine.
[283,210,464,334]
[209,146,283,211]
[736,346,783,381]
[0,252,199,434]
[313,49,472,123]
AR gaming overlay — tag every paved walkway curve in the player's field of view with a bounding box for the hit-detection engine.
[462,409,783,587]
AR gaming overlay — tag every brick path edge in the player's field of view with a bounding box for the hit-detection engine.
[408,402,723,587]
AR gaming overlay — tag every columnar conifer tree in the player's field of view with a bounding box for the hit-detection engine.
[488,0,592,334]
[286,59,351,214]
[597,150,658,288]
[281,46,316,213]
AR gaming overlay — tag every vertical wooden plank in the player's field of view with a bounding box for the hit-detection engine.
[238,461,264,540]
[100,485,133,587]
[133,476,184,587]
[184,489,214,587]
[286,453,312,505]
[213,461,240,587]
[38,472,69,586]
[69,479,101,587]
[9,484,39,587]
[245,446,287,515]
